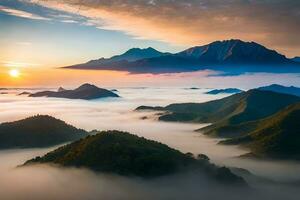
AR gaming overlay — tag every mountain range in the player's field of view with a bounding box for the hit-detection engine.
[64,39,300,74]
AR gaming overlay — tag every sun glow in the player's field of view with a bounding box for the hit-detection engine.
[9,69,20,78]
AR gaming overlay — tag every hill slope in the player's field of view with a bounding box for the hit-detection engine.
[30,83,119,100]
[25,130,245,184]
[222,103,300,159]
[137,90,300,137]
[0,115,87,149]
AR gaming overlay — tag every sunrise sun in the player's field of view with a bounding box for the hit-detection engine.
[9,69,20,78]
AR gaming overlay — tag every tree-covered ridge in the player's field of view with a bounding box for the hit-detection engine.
[25,130,245,184]
[0,115,87,149]
[222,103,300,159]
[137,89,300,128]
[136,90,300,160]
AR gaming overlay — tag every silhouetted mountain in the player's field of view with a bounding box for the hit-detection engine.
[206,88,243,95]
[29,83,119,100]
[57,87,66,92]
[292,57,300,62]
[258,84,300,97]
[65,47,169,70]
[64,40,299,74]
[18,92,31,96]
[222,103,300,160]
[25,130,245,184]
[0,115,87,149]
[177,39,289,64]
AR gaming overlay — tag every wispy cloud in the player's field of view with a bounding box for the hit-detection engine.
[27,0,300,57]
[1,61,40,68]
[16,42,32,46]
[0,5,50,20]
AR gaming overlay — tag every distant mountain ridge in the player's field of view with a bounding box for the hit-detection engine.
[64,39,299,74]
[68,47,170,70]
[205,88,243,95]
[292,57,300,62]
[258,84,300,97]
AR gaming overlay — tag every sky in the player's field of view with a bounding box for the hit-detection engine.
[0,0,299,87]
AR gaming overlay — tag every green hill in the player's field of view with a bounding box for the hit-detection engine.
[222,103,300,159]
[25,130,245,184]
[0,115,87,149]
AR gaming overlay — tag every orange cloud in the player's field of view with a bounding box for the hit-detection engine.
[30,0,300,57]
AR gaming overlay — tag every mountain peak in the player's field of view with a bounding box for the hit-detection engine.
[125,47,157,53]
[178,39,288,64]
[76,83,99,90]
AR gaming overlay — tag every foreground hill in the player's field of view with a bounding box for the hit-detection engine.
[25,130,245,184]
[258,84,300,97]
[64,39,299,74]
[29,83,119,100]
[222,103,300,160]
[0,115,87,149]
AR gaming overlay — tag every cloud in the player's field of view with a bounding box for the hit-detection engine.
[27,0,300,57]
[0,5,50,20]
[1,61,40,68]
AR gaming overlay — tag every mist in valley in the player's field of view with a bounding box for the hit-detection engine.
[0,87,300,199]
[0,149,299,200]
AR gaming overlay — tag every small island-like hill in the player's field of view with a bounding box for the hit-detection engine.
[29,83,119,100]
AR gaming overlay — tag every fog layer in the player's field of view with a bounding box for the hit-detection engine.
[0,87,300,199]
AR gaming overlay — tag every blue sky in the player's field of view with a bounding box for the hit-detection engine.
[0,0,182,68]
[1,0,300,69]
[0,0,299,87]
